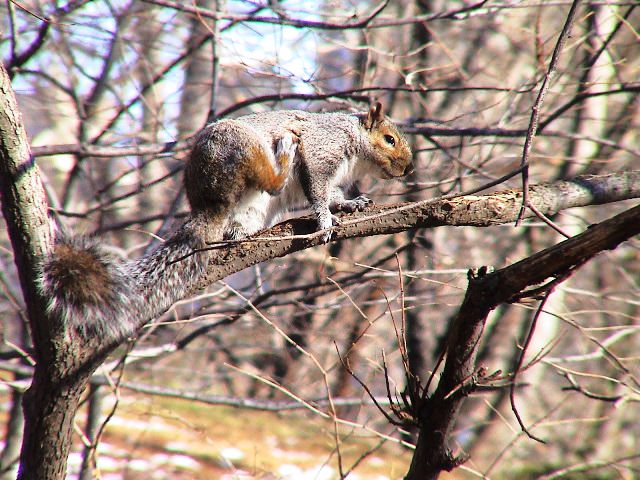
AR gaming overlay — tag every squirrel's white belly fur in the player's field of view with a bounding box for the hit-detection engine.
[230,190,272,237]
[230,154,365,237]
[265,173,307,226]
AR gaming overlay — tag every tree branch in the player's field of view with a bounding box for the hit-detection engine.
[0,61,92,480]
[403,203,640,479]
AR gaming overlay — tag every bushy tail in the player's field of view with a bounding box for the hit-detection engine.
[39,212,226,342]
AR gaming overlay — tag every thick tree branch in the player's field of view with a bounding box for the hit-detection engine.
[0,65,53,348]
[76,170,638,353]
[0,61,109,480]
[0,61,89,480]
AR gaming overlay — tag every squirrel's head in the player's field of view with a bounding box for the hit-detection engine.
[362,102,414,179]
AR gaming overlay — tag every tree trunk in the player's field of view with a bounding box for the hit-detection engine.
[1,61,74,480]
[20,369,89,480]
[79,384,106,480]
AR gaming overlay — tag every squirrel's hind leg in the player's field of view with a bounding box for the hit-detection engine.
[225,132,298,240]
[224,191,270,240]
[267,131,298,195]
[245,131,298,197]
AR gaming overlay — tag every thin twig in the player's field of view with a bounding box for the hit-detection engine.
[509,291,553,444]
[561,373,626,403]
[517,0,583,225]
[335,344,402,427]
[526,202,571,239]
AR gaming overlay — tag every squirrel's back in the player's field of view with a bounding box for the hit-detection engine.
[236,110,365,156]
[185,104,412,240]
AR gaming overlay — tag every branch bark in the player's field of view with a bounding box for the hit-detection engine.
[192,169,640,291]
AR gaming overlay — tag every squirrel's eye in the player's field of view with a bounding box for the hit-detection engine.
[384,134,396,146]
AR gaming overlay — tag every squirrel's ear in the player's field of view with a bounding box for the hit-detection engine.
[364,101,384,130]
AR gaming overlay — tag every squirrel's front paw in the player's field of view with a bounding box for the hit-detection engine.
[223,222,248,241]
[317,213,339,243]
[332,195,373,213]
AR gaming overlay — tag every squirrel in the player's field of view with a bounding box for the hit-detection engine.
[186,102,414,241]
[38,102,413,342]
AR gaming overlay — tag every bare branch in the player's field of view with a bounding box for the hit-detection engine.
[189,170,640,296]
[517,0,583,223]
[404,203,640,479]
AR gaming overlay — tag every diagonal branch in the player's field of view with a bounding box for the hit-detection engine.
[403,202,640,479]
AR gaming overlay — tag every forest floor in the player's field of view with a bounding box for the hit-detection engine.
[0,388,436,479]
[85,391,412,479]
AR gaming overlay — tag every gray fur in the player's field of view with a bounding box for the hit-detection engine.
[39,105,412,342]
[215,108,413,241]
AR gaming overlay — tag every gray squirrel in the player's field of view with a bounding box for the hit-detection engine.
[186,102,413,241]
[39,103,413,341]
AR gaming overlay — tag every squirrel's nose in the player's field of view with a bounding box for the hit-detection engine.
[404,162,415,176]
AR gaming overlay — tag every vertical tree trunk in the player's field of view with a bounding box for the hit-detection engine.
[136,3,163,225]
[1,61,78,480]
[403,0,434,401]
[178,0,216,134]
[79,384,106,480]
[20,370,90,480]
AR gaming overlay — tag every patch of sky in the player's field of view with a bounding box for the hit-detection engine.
[220,1,322,94]
[3,0,330,140]
[2,2,113,94]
